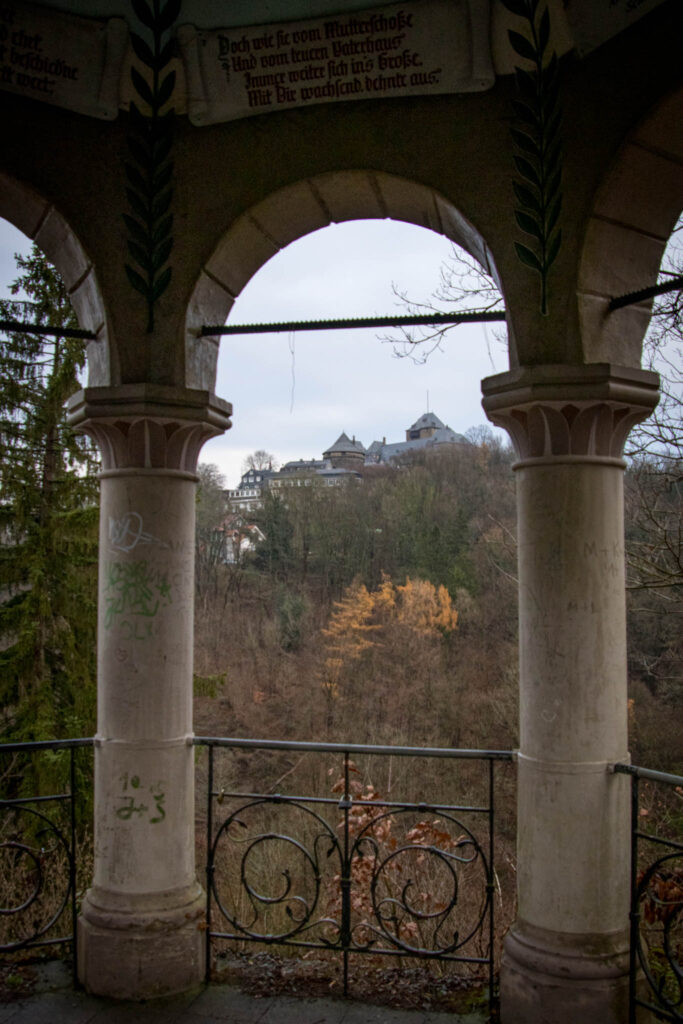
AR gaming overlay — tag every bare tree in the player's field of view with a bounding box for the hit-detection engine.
[382,244,506,365]
[627,218,683,462]
[243,449,278,472]
[195,463,227,604]
[387,230,683,604]
[196,463,226,530]
[624,216,683,601]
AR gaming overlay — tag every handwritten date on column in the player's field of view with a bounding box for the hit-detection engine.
[115,772,166,824]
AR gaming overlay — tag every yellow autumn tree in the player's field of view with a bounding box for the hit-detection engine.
[319,575,457,700]
[320,581,381,699]
[395,578,459,636]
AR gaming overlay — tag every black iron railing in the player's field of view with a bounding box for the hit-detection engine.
[615,762,683,1023]
[0,738,94,982]
[194,736,514,1013]
[7,735,679,1023]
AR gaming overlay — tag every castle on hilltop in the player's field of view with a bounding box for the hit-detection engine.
[228,412,467,512]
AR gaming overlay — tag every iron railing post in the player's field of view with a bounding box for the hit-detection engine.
[488,758,495,1017]
[628,771,639,1024]
[69,746,78,987]
[205,743,214,984]
[341,751,351,997]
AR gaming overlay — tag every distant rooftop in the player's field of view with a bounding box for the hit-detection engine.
[323,431,366,456]
[380,426,468,463]
[280,459,325,474]
[408,412,445,432]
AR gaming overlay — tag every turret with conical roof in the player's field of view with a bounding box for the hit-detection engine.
[323,431,366,469]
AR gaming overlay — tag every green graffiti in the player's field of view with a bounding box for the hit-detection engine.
[104,560,172,629]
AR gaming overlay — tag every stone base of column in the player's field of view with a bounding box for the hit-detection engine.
[77,883,205,999]
[500,920,632,1024]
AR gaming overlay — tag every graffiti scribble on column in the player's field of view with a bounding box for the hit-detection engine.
[109,511,169,552]
[104,560,172,628]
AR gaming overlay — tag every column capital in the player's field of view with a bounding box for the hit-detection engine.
[67,384,232,474]
[481,363,659,465]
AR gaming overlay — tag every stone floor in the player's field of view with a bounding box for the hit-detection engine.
[0,963,488,1024]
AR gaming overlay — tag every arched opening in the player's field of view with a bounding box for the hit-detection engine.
[0,170,111,385]
[184,170,505,394]
[185,183,516,751]
[187,205,520,1002]
[198,217,507,484]
[0,210,104,748]
[577,84,683,367]
[621,206,683,767]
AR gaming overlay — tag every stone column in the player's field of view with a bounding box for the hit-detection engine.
[481,364,658,1024]
[67,385,232,1000]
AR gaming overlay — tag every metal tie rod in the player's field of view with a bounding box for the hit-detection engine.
[200,310,507,337]
[609,274,683,311]
[0,318,96,340]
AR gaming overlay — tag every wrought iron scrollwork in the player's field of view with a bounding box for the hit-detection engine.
[0,803,73,951]
[615,761,683,1024]
[208,795,491,961]
[348,808,489,957]
[200,738,509,1015]
[636,851,683,1021]
[209,798,342,945]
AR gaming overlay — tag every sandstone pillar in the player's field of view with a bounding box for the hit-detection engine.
[482,364,658,1024]
[67,385,232,999]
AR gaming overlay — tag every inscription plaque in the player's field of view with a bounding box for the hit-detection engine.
[179,0,494,126]
[0,1,126,120]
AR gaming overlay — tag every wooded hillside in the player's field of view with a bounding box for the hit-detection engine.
[194,440,682,772]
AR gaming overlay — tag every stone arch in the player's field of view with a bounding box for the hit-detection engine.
[184,169,504,392]
[0,170,112,386]
[577,84,683,368]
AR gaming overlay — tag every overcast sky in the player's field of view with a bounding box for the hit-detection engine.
[0,217,508,488]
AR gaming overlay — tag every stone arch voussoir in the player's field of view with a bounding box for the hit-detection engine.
[0,170,112,386]
[578,86,683,368]
[185,169,503,392]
